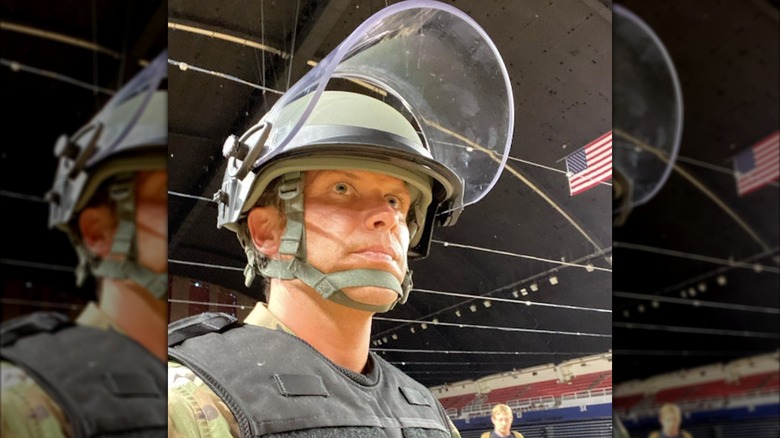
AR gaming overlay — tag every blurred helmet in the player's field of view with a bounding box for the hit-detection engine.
[215,1,514,312]
[47,50,168,298]
[613,4,683,225]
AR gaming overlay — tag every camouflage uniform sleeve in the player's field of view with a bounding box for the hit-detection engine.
[1,361,69,438]
[168,361,240,438]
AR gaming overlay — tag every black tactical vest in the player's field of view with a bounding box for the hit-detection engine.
[168,312,454,438]
[0,311,167,438]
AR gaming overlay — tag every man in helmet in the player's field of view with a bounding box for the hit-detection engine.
[168,3,513,437]
[168,90,464,438]
[1,51,168,437]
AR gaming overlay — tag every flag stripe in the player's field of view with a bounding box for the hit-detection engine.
[734,131,780,196]
[566,130,613,196]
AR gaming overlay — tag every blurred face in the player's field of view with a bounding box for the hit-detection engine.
[302,169,411,307]
[659,408,680,433]
[492,411,513,436]
[134,170,167,274]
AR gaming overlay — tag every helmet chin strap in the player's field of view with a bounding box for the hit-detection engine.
[257,171,412,313]
[84,173,168,299]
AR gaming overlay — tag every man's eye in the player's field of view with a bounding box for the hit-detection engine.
[387,196,401,209]
[333,183,350,194]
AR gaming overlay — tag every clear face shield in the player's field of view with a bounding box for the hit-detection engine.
[613,5,683,222]
[49,49,168,229]
[222,0,514,229]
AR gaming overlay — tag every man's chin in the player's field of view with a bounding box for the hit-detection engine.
[341,286,400,310]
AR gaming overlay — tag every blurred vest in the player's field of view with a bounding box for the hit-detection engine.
[1,311,167,438]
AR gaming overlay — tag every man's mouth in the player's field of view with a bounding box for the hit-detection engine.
[352,246,399,262]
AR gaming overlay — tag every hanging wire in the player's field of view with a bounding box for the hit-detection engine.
[614,241,780,273]
[286,0,301,90]
[613,321,779,339]
[613,291,779,314]
[167,59,285,95]
[433,240,612,272]
[414,288,611,313]
[372,348,604,355]
[374,316,611,338]
[1,59,115,95]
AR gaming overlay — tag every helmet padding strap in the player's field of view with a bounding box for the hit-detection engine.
[90,174,167,299]
[258,171,412,313]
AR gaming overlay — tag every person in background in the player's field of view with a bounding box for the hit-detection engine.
[648,403,693,438]
[481,403,525,438]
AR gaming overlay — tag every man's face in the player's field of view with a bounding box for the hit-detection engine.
[134,170,168,274]
[302,169,411,307]
[492,412,513,435]
[659,409,680,433]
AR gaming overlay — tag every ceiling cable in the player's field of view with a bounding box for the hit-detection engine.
[167,59,285,95]
[1,21,119,58]
[1,298,84,310]
[167,21,289,58]
[1,258,74,272]
[373,348,604,355]
[374,316,611,338]
[169,259,244,272]
[433,240,612,272]
[613,321,779,339]
[506,155,611,186]
[1,58,115,95]
[0,190,46,203]
[614,241,780,273]
[613,291,779,314]
[414,288,611,313]
[168,190,214,202]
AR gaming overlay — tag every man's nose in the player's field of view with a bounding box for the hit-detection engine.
[364,198,400,230]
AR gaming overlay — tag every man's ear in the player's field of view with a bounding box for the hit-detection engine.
[247,206,285,257]
[78,205,117,257]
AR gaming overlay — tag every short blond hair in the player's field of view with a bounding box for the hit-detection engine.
[658,403,681,418]
[492,403,513,417]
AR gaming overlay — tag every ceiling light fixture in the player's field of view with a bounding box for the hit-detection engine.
[520,288,528,296]
[530,283,539,292]
[483,300,491,308]
[470,304,477,312]
[549,276,558,285]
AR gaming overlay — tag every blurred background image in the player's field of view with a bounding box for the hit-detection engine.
[612,1,779,437]
[0,0,166,321]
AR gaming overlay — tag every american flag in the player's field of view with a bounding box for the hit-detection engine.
[733,130,779,196]
[565,130,613,196]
